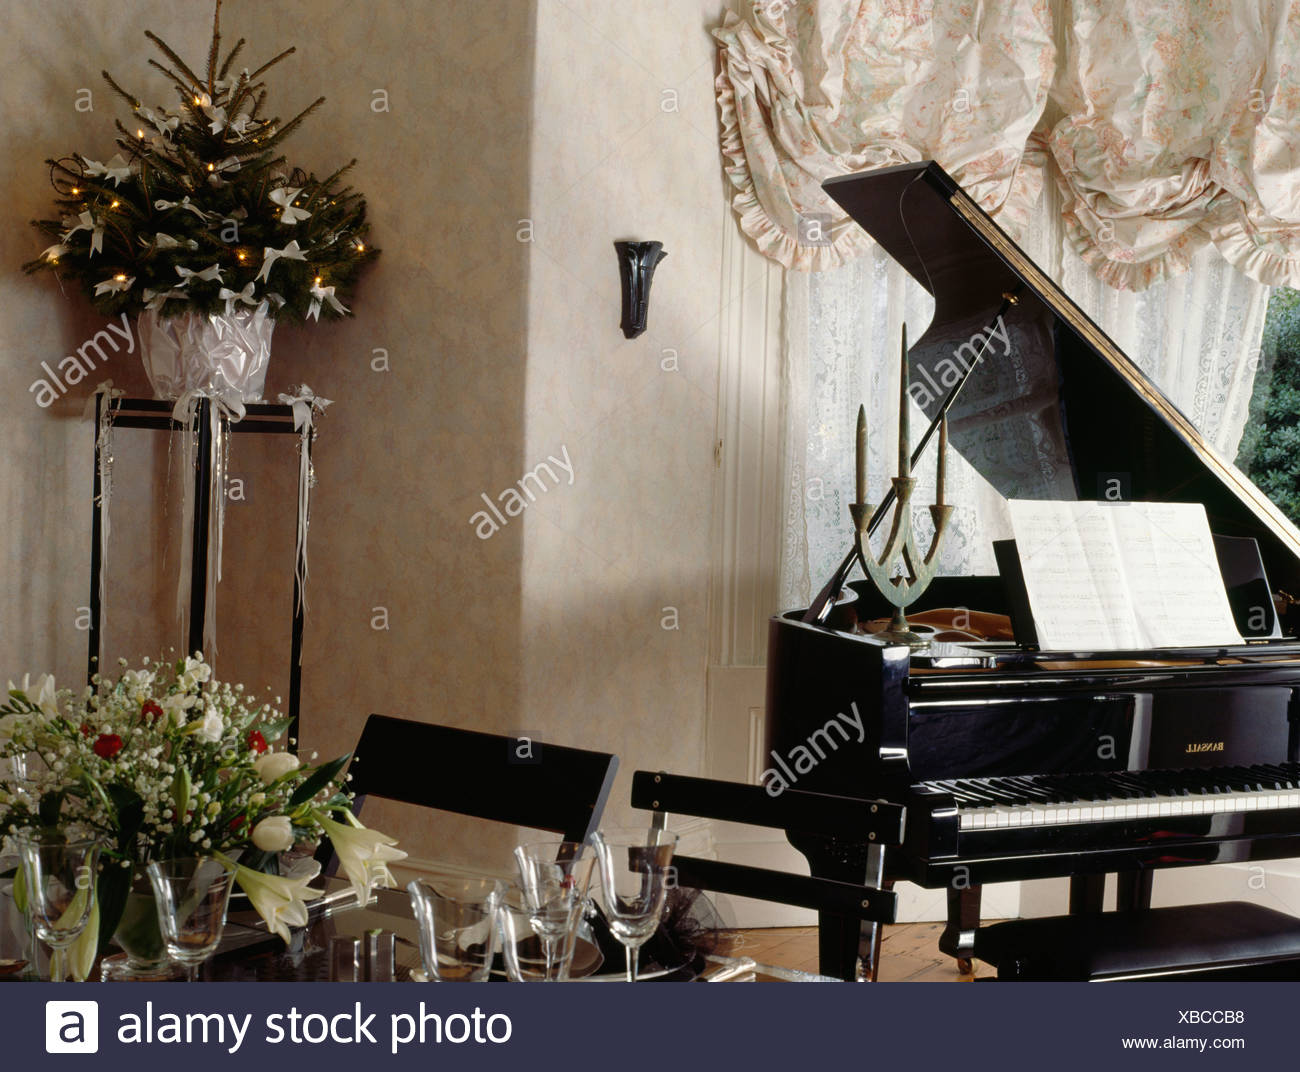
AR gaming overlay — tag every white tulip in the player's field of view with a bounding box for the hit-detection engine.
[253,752,300,783]
[251,815,295,853]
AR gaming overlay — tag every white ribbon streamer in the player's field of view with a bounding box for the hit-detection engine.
[171,387,247,662]
[277,385,331,623]
[85,382,124,664]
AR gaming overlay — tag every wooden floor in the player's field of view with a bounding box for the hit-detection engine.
[720,922,996,981]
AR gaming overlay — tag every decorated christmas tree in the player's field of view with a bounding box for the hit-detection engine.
[23,0,378,324]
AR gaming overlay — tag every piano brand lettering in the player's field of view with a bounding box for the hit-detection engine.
[906,315,1010,410]
[468,445,575,540]
[1185,741,1225,754]
[29,312,136,408]
[761,702,866,797]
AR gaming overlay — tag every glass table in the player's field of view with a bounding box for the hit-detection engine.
[208,878,836,982]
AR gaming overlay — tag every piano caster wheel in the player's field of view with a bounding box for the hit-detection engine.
[956,957,973,975]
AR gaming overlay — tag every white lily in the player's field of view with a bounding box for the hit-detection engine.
[7,673,59,721]
[315,813,407,906]
[224,859,322,944]
[68,891,100,982]
[159,691,197,726]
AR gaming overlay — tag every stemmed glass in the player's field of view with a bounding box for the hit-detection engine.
[513,841,594,981]
[146,856,236,982]
[17,835,101,982]
[590,827,678,982]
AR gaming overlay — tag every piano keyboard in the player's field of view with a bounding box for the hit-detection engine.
[923,764,1300,832]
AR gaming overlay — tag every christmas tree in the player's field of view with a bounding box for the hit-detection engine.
[23,0,378,324]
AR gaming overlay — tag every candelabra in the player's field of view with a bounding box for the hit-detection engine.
[851,327,953,648]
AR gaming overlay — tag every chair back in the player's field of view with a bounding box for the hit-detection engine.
[630,769,904,979]
[318,715,618,868]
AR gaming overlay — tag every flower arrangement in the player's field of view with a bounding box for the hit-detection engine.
[22,0,378,324]
[0,654,402,972]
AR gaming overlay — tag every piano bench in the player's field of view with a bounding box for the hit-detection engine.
[974,902,1300,981]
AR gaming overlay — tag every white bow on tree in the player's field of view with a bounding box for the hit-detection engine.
[218,281,259,315]
[257,240,307,281]
[269,188,311,225]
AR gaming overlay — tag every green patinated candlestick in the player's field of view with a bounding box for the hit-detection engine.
[851,326,953,648]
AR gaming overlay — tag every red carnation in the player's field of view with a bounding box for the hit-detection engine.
[79,721,92,737]
[141,700,164,722]
[93,733,123,759]
[229,815,245,830]
[247,729,268,754]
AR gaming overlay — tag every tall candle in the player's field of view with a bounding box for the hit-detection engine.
[856,404,867,504]
[898,325,910,477]
[937,414,948,506]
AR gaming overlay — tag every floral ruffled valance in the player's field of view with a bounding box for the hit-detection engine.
[714,0,1055,270]
[718,0,1300,290]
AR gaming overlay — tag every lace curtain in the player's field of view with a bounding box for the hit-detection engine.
[778,213,1273,609]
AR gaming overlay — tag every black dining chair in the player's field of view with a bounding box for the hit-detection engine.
[315,714,619,873]
[629,769,903,981]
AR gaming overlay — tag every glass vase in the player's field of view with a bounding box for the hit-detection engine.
[101,868,177,981]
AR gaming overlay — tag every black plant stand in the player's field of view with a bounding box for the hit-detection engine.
[89,395,311,740]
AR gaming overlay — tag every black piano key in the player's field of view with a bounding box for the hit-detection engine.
[931,780,986,806]
[979,780,1032,805]
[1098,774,1139,800]
[954,780,1011,805]
[1003,777,1055,803]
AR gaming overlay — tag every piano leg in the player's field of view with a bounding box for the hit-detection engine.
[939,885,982,975]
[787,833,884,981]
[1116,870,1154,911]
[856,845,888,982]
[1069,873,1106,914]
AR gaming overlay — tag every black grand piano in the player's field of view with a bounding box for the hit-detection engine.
[766,161,1300,980]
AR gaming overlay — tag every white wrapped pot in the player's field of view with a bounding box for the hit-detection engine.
[137,305,275,402]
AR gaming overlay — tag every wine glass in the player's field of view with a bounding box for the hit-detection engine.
[146,856,236,982]
[406,874,502,982]
[513,841,594,981]
[16,835,101,982]
[590,827,678,982]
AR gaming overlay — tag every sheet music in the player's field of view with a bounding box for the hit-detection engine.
[1007,500,1244,649]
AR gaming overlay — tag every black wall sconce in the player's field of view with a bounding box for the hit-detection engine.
[615,240,667,339]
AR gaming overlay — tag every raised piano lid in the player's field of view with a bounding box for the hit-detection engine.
[821,161,1300,599]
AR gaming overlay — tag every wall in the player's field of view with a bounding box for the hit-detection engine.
[0,1,727,874]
